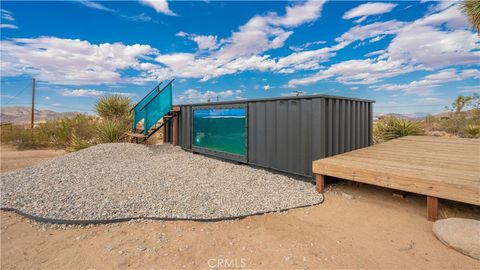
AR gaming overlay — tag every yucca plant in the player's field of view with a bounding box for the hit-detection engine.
[461,0,480,32]
[374,116,424,142]
[95,94,133,120]
[465,124,480,138]
[95,119,129,143]
[68,133,94,151]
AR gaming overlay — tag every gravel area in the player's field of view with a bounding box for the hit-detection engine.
[1,143,323,222]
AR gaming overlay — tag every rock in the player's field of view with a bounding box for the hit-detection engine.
[341,192,354,200]
[433,218,480,260]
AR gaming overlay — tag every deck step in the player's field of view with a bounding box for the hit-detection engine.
[126,132,148,139]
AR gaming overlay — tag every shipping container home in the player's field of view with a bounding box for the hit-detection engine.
[165,94,375,178]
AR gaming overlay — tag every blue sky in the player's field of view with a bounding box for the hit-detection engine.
[1,0,479,115]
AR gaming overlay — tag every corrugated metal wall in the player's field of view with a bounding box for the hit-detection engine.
[248,98,372,176]
[170,95,374,178]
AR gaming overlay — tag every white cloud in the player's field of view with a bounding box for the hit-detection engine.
[387,25,480,69]
[458,85,480,94]
[286,2,479,88]
[153,0,327,81]
[0,24,18,29]
[139,0,177,16]
[176,88,242,103]
[79,1,115,12]
[336,20,406,44]
[1,9,14,21]
[271,0,326,27]
[214,0,325,61]
[287,58,412,88]
[121,13,153,22]
[289,40,326,52]
[343,2,397,22]
[176,32,218,50]
[364,49,386,57]
[1,37,158,85]
[371,68,480,96]
[263,85,272,91]
[61,89,135,97]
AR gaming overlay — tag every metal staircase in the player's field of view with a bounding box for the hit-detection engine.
[128,79,176,142]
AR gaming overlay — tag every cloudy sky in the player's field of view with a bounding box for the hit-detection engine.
[1,0,479,115]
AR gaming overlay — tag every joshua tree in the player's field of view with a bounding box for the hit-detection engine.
[95,94,132,120]
[461,0,480,32]
[452,95,474,113]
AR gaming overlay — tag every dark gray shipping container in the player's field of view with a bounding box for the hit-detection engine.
[167,94,374,178]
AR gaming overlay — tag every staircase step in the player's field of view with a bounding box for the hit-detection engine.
[126,132,148,139]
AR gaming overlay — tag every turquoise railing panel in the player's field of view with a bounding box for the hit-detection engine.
[132,83,162,131]
[142,83,173,135]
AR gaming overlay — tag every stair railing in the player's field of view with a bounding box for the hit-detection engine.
[137,79,175,135]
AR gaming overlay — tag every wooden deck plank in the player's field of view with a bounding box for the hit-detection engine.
[328,156,478,182]
[339,151,478,172]
[312,136,480,206]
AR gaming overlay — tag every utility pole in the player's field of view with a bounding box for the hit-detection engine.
[31,78,35,129]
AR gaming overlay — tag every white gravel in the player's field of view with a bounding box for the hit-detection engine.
[1,143,323,222]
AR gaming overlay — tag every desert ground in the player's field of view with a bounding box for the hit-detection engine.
[1,145,479,269]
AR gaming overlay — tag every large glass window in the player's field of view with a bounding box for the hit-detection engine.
[193,108,246,156]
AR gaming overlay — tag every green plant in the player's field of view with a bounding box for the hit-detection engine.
[95,94,132,120]
[461,0,480,32]
[36,114,97,148]
[95,119,129,143]
[374,116,424,143]
[465,124,480,138]
[1,124,28,144]
[450,95,475,113]
[68,133,95,151]
[14,129,49,149]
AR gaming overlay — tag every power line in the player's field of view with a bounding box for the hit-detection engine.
[2,82,32,105]
[1,77,32,82]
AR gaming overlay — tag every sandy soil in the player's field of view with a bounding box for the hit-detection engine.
[0,144,66,173]
[1,146,479,269]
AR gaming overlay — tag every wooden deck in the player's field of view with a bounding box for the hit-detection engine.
[312,136,480,221]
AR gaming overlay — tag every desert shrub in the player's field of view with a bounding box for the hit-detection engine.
[14,129,50,149]
[95,94,132,120]
[35,114,98,148]
[1,124,29,144]
[95,118,129,143]
[374,116,424,143]
[2,115,99,150]
[465,124,480,138]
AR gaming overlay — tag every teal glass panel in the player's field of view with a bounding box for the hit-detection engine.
[132,85,161,130]
[143,84,172,134]
[193,108,246,156]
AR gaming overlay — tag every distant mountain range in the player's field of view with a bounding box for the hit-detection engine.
[0,106,80,124]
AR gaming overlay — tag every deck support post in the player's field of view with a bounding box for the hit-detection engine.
[427,196,439,221]
[315,174,325,193]
[172,114,178,146]
[162,124,167,144]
